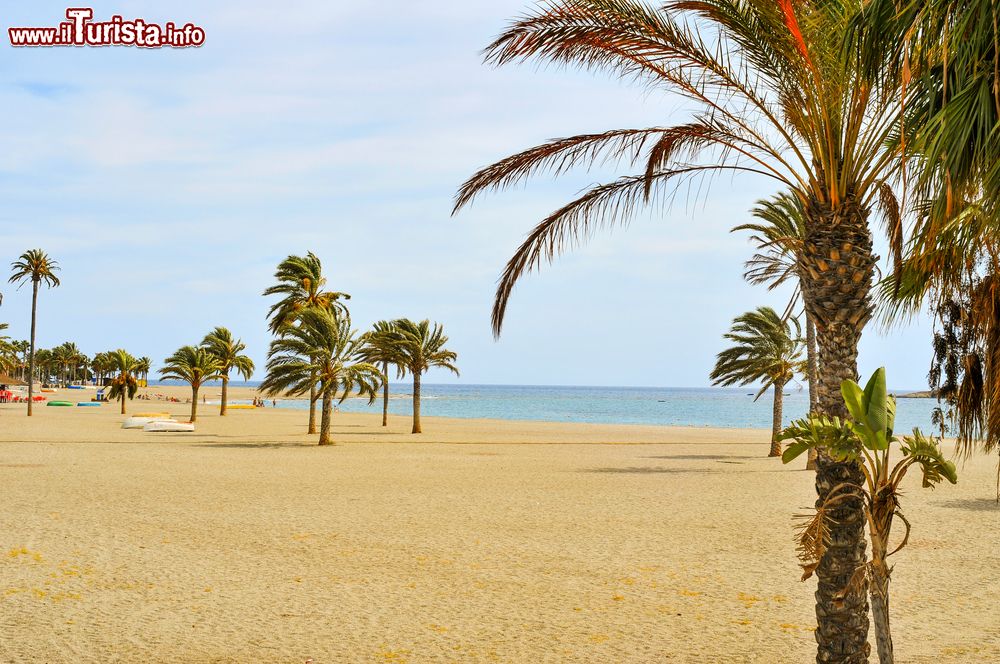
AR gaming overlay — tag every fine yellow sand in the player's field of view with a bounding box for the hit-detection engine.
[1,387,997,663]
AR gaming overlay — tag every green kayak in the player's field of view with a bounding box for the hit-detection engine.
[46,401,74,407]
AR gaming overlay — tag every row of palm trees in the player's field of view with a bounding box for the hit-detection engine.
[258,252,459,445]
[453,1,993,660]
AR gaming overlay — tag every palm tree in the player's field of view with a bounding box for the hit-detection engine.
[105,349,139,415]
[135,356,152,387]
[260,308,382,445]
[158,346,222,423]
[201,327,255,416]
[452,3,910,654]
[360,320,404,427]
[9,250,60,415]
[389,319,459,434]
[711,307,803,456]
[263,252,351,434]
[734,193,820,468]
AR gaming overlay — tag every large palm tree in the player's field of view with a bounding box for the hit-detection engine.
[711,307,803,456]
[105,349,139,415]
[390,319,459,434]
[159,346,222,423]
[452,3,911,656]
[9,250,60,416]
[201,327,255,416]
[263,252,351,434]
[360,320,404,427]
[260,309,381,445]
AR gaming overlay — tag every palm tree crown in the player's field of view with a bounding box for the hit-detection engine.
[263,252,350,334]
[390,318,458,434]
[9,249,60,289]
[711,307,802,394]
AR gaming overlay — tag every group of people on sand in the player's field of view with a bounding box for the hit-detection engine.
[251,397,275,408]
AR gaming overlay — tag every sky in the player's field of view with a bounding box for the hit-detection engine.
[0,1,936,389]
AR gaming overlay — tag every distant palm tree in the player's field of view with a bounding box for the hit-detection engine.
[201,327,255,416]
[711,307,803,457]
[390,319,459,434]
[260,308,381,445]
[263,252,351,434]
[135,356,152,387]
[734,193,819,469]
[9,250,60,415]
[105,349,139,415]
[360,320,404,427]
[159,346,223,423]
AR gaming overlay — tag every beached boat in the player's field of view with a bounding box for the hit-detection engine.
[77,402,101,407]
[143,420,195,433]
[133,412,171,418]
[226,404,257,410]
[46,401,74,407]
[122,416,169,429]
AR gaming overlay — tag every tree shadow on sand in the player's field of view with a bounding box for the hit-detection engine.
[192,442,313,449]
[581,466,721,475]
[643,454,758,461]
[934,497,1000,512]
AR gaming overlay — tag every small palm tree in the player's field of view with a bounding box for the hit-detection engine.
[360,320,404,427]
[710,307,803,457]
[201,327,255,416]
[9,249,60,415]
[263,252,351,434]
[781,368,957,664]
[105,349,139,415]
[260,308,382,445]
[390,319,459,434]
[159,346,223,423]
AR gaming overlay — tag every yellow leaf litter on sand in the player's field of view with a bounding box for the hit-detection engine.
[678,589,702,597]
[427,624,449,633]
[737,592,762,608]
[378,647,411,662]
[589,634,609,644]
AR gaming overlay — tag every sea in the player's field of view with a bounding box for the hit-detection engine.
[219,383,942,433]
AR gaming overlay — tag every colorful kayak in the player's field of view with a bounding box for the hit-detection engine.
[227,404,257,410]
[47,401,74,407]
[77,402,101,407]
[133,412,171,418]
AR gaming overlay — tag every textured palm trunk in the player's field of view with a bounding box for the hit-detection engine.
[770,380,785,457]
[869,535,893,663]
[807,316,820,470]
[382,361,389,427]
[308,368,317,434]
[799,197,875,664]
[318,389,333,445]
[120,395,126,415]
[220,377,229,416]
[412,372,422,434]
[190,385,200,423]
[26,281,38,416]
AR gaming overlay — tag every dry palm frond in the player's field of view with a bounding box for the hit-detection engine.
[793,506,830,581]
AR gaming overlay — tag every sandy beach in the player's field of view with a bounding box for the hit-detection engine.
[1,387,997,663]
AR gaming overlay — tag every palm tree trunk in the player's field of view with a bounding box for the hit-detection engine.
[382,361,389,427]
[806,315,819,470]
[220,377,228,416]
[799,198,876,664]
[869,536,893,664]
[308,367,317,434]
[770,380,785,457]
[318,389,333,445]
[26,281,38,416]
[190,385,199,422]
[120,395,126,415]
[411,371,422,434]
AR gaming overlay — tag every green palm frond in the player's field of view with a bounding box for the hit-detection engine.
[710,306,803,397]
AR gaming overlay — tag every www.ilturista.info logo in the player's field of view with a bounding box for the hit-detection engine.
[8,8,205,48]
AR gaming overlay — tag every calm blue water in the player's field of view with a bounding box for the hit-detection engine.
[250,384,940,432]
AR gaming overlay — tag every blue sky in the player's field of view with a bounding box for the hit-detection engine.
[0,1,935,388]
